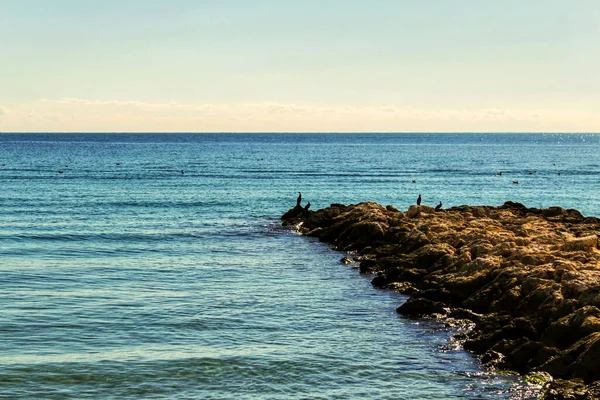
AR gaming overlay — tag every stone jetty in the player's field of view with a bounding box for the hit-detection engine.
[282,201,600,399]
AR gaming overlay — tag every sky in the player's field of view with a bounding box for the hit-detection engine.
[0,0,599,132]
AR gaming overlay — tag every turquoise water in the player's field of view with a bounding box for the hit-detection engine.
[1,133,599,399]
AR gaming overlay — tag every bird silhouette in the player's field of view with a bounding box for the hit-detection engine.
[304,201,311,211]
[297,192,302,206]
[435,202,442,211]
[417,194,422,205]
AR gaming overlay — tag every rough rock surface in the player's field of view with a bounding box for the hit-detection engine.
[282,201,600,398]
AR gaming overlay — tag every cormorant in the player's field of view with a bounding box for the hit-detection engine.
[417,194,422,205]
[435,202,442,211]
[513,180,519,184]
[304,201,311,211]
[181,170,185,174]
[58,170,64,174]
[297,192,302,206]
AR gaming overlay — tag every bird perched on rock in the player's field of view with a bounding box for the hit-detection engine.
[417,194,422,205]
[435,202,442,211]
[304,201,311,211]
[297,192,302,206]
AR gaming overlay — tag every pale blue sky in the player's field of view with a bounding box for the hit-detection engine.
[1,0,599,131]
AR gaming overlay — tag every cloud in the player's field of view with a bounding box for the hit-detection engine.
[5,97,596,132]
[39,97,217,111]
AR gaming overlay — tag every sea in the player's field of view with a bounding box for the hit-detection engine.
[1,133,599,399]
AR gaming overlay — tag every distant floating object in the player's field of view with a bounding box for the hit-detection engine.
[181,170,185,174]
[558,172,561,176]
[529,171,535,175]
[412,179,416,183]
[116,162,121,166]
[58,170,64,174]
[498,171,502,176]
[1,164,5,166]
[513,180,519,184]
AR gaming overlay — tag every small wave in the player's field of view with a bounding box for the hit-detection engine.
[0,232,208,243]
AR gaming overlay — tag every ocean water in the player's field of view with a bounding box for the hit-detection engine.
[1,133,599,399]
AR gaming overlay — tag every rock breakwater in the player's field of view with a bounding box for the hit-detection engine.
[282,201,600,399]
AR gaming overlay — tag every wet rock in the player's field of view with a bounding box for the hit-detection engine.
[397,297,447,318]
[543,206,565,219]
[371,272,388,288]
[281,205,305,222]
[414,288,452,305]
[447,308,481,323]
[358,259,379,274]
[541,378,600,400]
[504,340,545,372]
[570,332,600,382]
[481,350,507,370]
[542,306,600,350]
[384,281,417,294]
[525,371,553,386]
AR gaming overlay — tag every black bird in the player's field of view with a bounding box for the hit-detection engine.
[416,194,422,205]
[304,201,311,211]
[297,192,302,206]
[58,170,64,174]
[513,180,519,184]
[181,170,185,174]
[435,202,442,211]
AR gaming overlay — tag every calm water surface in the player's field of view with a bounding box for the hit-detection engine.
[1,133,599,399]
